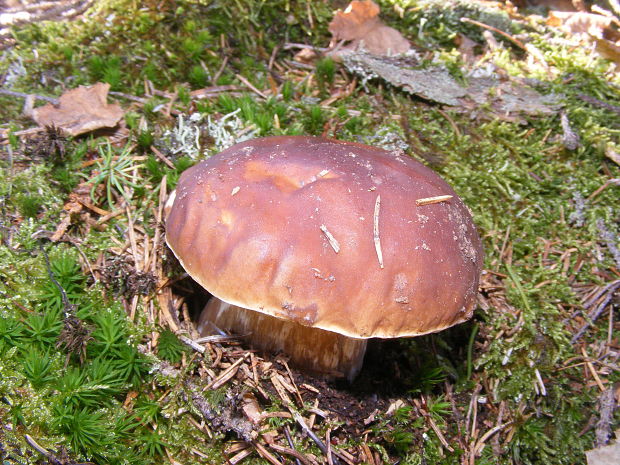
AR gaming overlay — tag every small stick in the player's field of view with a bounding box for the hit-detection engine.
[373,195,384,269]
[211,57,229,86]
[427,414,454,452]
[472,422,513,456]
[460,17,526,50]
[320,225,340,253]
[206,353,249,390]
[290,410,341,465]
[416,195,453,206]
[436,109,461,137]
[284,425,304,465]
[253,441,284,465]
[270,443,315,465]
[24,434,54,458]
[151,145,175,169]
[178,334,207,353]
[326,429,334,465]
[0,89,59,104]
[236,74,268,99]
[581,346,606,392]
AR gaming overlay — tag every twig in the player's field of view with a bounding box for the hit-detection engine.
[194,334,240,344]
[587,178,620,200]
[460,17,526,50]
[472,422,513,456]
[24,434,54,458]
[178,334,207,353]
[236,74,268,99]
[269,444,316,465]
[205,353,250,390]
[282,43,328,52]
[254,441,284,465]
[595,388,617,447]
[416,195,453,206]
[326,429,333,465]
[427,415,454,452]
[320,225,340,253]
[109,91,148,104]
[581,346,607,392]
[290,409,341,465]
[572,280,620,343]
[25,434,93,465]
[436,109,461,137]
[211,57,230,85]
[0,89,59,104]
[150,145,176,169]
[373,195,384,269]
[283,425,303,465]
[578,93,620,116]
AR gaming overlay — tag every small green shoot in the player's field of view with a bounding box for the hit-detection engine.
[86,141,144,207]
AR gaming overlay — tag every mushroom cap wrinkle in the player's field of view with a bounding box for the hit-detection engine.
[165,136,483,341]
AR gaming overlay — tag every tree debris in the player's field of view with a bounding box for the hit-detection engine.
[328,0,410,56]
[32,83,124,137]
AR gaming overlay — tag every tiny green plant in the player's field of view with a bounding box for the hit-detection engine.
[0,318,24,355]
[86,141,144,208]
[23,308,63,349]
[157,329,186,363]
[315,57,336,96]
[52,405,111,455]
[139,429,168,458]
[22,349,56,388]
[90,309,128,357]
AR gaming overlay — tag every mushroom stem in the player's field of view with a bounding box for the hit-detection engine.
[198,297,367,380]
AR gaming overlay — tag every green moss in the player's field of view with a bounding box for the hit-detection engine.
[1,0,618,462]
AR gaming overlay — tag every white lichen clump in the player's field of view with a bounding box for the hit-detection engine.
[163,110,258,159]
[206,109,258,153]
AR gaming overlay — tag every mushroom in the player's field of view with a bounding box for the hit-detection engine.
[165,136,483,380]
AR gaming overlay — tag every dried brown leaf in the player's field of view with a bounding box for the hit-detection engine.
[32,82,124,137]
[594,37,620,66]
[547,11,614,38]
[328,0,410,56]
[329,0,380,40]
[605,146,620,166]
[241,392,263,425]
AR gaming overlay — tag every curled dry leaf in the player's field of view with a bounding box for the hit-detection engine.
[546,11,620,66]
[328,0,410,56]
[32,82,124,137]
[547,11,615,38]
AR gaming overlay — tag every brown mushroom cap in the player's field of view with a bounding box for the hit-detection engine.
[165,136,483,339]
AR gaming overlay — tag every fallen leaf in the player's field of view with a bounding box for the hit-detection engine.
[594,37,620,66]
[547,11,614,38]
[241,393,263,425]
[329,0,381,41]
[329,0,410,56]
[605,146,620,166]
[546,10,620,67]
[32,82,124,137]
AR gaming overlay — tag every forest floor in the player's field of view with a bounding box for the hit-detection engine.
[0,1,619,464]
